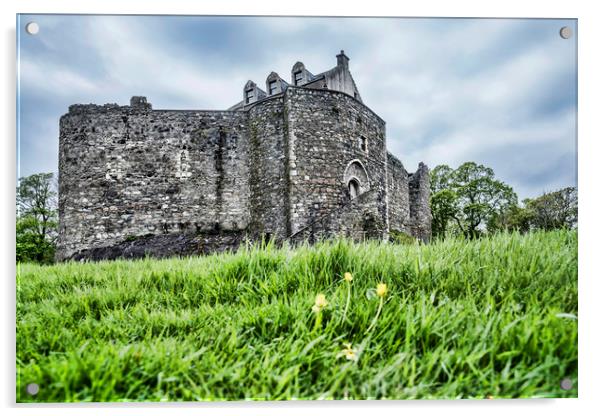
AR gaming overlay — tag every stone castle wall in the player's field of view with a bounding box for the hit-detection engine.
[248,96,290,239]
[58,102,250,260]
[386,152,411,234]
[58,89,431,261]
[409,162,432,241]
[288,189,385,243]
[284,87,387,237]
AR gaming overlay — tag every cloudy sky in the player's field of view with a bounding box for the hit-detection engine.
[17,15,576,199]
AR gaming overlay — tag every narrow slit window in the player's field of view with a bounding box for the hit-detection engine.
[269,80,278,95]
[360,136,368,152]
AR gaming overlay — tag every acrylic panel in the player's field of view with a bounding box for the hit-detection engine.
[16,14,578,402]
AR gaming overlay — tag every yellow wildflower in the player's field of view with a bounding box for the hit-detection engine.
[338,343,358,362]
[366,283,388,333]
[312,293,328,313]
[343,272,353,282]
[376,282,388,298]
[343,349,357,361]
[315,293,327,308]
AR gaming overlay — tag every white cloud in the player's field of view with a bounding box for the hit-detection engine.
[20,58,101,97]
[18,15,576,199]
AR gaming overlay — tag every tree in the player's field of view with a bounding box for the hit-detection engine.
[487,187,577,234]
[430,162,517,239]
[16,173,58,263]
[430,188,458,238]
[430,165,457,238]
[526,187,577,231]
[487,202,534,234]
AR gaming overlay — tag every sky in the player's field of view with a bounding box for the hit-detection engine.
[17,15,577,200]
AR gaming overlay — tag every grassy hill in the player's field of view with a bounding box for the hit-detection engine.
[16,230,577,402]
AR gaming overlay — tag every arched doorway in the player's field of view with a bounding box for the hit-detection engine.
[348,178,360,199]
[343,160,370,200]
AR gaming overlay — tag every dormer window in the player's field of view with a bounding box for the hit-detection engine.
[294,71,303,86]
[245,89,254,104]
[268,80,278,95]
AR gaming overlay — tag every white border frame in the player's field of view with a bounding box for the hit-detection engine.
[3,1,599,415]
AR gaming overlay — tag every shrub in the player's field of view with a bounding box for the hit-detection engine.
[389,230,417,245]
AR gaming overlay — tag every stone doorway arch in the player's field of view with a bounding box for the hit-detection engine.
[343,159,370,199]
[348,178,360,199]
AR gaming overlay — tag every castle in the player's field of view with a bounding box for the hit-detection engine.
[57,51,431,261]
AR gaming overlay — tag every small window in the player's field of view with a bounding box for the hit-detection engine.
[269,80,278,95]
[360,136,368,152]
[354,92,358,99]
[245,89,254,104]
[294,71,303,85]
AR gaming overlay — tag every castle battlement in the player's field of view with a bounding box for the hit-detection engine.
[57,51,431,261]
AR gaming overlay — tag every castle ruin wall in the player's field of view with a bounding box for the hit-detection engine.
[57,85,431,260]
[284,87,388,239]
[409,162,432,241]
[247,96,291,239]
[386,152,411,234]
[58,103,250,260]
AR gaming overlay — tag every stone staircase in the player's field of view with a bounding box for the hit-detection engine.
[285,188,380,243]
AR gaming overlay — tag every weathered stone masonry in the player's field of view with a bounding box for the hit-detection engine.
[57,51,431,261]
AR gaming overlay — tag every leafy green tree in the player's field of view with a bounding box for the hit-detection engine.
[430,188,458,238]
[16,172,58,263]
[430,165,457,238]
[526,187,577,231]
[487,187,577,233]
[430,162,517,239]
[487,203,534,234]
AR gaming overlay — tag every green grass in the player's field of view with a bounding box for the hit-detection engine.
[16,230,577,402]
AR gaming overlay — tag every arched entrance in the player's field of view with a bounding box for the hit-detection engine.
[343,160,370,200]
[348,178,360,199]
